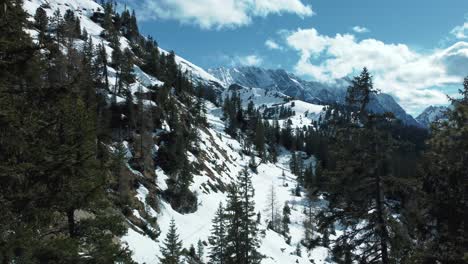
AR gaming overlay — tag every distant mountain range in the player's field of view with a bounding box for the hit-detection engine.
[209,66,421,127]
[416,105,450,128]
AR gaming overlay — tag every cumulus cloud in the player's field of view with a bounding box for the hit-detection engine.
[234,55,263,66]
[451,22,468,39]
[352,26,370,33]
[285,27,468,115]
[265,39,283,50]
[128,0,313,29]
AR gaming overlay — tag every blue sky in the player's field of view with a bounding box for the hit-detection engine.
[123,0,468,115]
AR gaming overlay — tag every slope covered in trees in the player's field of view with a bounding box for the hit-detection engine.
[1,0,466,263]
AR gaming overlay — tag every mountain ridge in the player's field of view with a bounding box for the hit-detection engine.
[209,66,421,127]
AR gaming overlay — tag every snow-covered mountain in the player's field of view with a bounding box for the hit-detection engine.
[416,105,450,128]
[209,66,420,127]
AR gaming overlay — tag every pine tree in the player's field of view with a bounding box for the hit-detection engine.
[225,168,262,264]
[95,43,110,90]
[120,47,135,87]
[0,3,133,261]
[303,163,314,190]
[289,152,297,175]
[417,77,468,263]
[295,243,302,257]
[197,239,205,260]
[142,37,160,77]
[282,202,291,237]
[113,141,130,203]
[50,9,63,43]
[237,168,262,264]
[160,219,183,264]
[317,68,408,263]
[34,7,49,44]
[345,67,378,118]
[225,184,243,264]
[209,203,227,264]
[254,119,265,156]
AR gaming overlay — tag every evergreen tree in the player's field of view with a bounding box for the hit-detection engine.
[160,219,183,264]
[113,141,130,203]
[282,202,291,237]
[417,77,468,263]
[120,47,136,86]
[209,203,227,264]
[142,37,160,77]
[34,7,49,44]
[303,163,314,190]
[317,68,408,263]
[0,3,133,262]
[254,119,265,156]
[225,184,243,264]
[295,243,302,257]
[197,239,205,260]
[225,168,262,264]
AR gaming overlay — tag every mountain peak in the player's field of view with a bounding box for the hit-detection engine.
[416,105,450,128]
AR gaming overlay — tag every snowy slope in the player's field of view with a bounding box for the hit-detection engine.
[122,102,331,264]
[23,0,223,92]
[223,84,325,128]
[22,1,332,263]
[158,48,224,87]
[277,100,325,128]
[223,84,290,108]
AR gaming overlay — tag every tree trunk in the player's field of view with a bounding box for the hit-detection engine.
[67,208,76,238]
[375,171,389,264]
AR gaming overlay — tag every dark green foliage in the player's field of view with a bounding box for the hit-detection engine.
[34,7,49,44]
[0,2,134,262]
[160,219,183,264]
[197,239,204,260]
[120,48,136,86]
[224,168,262,264]
[416,78,468,263]
[282,202,291,238]
[208,203,227,264]
[63,9,81,39]
[289,151,304,183]
[316,68,412,264]
[303,163,314,190]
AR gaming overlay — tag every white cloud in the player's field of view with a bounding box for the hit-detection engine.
[129,0,313,29]
[234,55,263,66]
[352,26,370,33]
[285,27,468,115]
[265,39,283,50]
[451,22,468,39]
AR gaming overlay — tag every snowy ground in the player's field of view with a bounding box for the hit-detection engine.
[122,103,331,264]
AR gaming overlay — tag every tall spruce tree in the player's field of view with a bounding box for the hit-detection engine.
[208,203,227,264]
[317,68,410,263]
[160,219,183,264]
[282,202,291,238]
[417,77,468,263]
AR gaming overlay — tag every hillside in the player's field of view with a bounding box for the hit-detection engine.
[2,1,466,264]
[17,0,332,263]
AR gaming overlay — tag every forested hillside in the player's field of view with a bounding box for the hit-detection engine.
[0,0,466,263]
